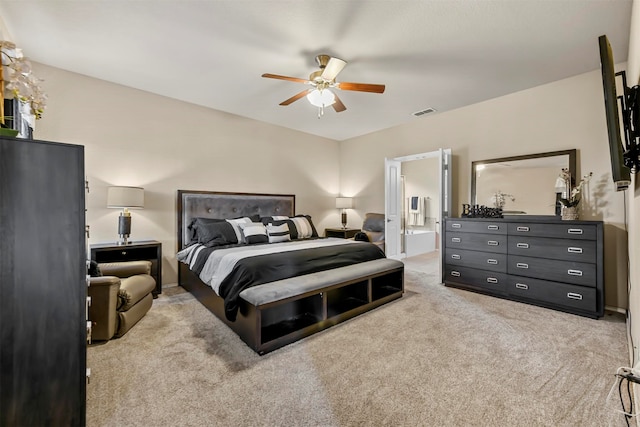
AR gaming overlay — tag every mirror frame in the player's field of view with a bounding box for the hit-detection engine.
[471,149,577,217]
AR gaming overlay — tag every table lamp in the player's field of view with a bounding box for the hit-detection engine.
[107,186,144,245]
[335,197,353,229]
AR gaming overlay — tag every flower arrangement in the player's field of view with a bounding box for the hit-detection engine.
[0,40,47,121]
[491,190,515,209]
[558,168,593,208]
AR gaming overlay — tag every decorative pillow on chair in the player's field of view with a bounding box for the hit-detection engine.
[266,223,291,243]
[88,260,102,277]
[239,222,269,244]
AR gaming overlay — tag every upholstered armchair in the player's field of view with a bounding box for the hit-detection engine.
[361,212,385,252]
[88,260,155,341]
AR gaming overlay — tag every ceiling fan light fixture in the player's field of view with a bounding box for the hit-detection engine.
[306,89,336,107]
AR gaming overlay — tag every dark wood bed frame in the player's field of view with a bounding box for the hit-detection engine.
[177,190,404,354]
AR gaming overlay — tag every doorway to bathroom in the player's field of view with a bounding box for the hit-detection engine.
[385,148,452,281]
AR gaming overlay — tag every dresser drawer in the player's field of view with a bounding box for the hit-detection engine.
[506,276,596,313]
[507,255,596,287]
[445,248,507,273]
[445,265,508,293]
[447,232,507,254]
[446,220,507,235]
[507,236,596,263]
[507,222,597,240]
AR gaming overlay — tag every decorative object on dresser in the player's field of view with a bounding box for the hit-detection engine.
[176,190,403,355]
[90,240,162,297]
[107,186,145,245]
[461,204,503,218]
[443,217,603,318]
[0,136,86,425]
[556,169,593,221]
[325,227,360,239]
[335,196,354,229]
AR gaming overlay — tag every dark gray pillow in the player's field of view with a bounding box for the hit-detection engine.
[188,217,225,243]
[193,218,238,246]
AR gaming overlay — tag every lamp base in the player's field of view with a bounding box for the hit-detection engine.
[117,213,132,245]
[117,235,131,246]
[341,211,347,229]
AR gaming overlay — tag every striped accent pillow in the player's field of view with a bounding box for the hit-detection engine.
[266,223,291,243]
[239,222,269,244]
[289,216,313,239]
[226,217,252,243]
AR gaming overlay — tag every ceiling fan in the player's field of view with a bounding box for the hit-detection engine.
[262,54,385,117]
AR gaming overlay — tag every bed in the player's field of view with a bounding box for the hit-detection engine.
[177,190,404,354]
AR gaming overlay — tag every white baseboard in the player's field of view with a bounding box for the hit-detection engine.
[605,305,627,314]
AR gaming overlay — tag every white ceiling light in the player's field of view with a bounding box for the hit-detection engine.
[306,89,336,107]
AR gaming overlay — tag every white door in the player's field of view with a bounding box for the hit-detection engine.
[385,158,402,259]
[438,148,452,282]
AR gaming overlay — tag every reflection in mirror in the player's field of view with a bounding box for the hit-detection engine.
[471,150,576,216]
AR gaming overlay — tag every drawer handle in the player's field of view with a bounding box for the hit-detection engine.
[487,225,499,230]
[451,237,461,243]
[567,292,583,300]
[516,243,529,249]
[451,271,461,277]
[451,254,461,260]
[486,277,498,284]
[452,223,461,228]
[567,247,583,254]
[121,251,127,255]
[516,226,530,232]
[516,263,529,269]
[487,259,498,265]
[515,283,529,290]
[568,269,583,276]
[487,240,498,246]
[568,228,583,235]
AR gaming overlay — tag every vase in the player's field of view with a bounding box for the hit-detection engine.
[561,206,579,220]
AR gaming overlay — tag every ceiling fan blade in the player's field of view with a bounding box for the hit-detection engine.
[332,94,346,112]
[337,82,386,94]
[279,90,310,106]
[262,73,309,84]
[321,57,347,81]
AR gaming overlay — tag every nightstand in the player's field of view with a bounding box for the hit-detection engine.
[90,240,162,297]
[325,228,361,239]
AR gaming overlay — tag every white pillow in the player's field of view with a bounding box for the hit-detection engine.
[289,216,313,239]
[266,223,291,243]
[238,222,269,244]
[226,217,252,243]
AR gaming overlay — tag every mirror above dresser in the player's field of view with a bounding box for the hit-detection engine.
[471,149,576,216]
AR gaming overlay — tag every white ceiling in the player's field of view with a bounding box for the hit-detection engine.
[0,0,633,141]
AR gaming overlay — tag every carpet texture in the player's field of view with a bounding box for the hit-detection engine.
[87,255,628,426]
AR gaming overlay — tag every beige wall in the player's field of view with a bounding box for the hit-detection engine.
[31,63,341,285]
[340,68,628,311]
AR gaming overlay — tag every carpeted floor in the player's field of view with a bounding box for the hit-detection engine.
[87,253,629,426]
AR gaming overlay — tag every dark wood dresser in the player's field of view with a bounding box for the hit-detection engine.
[0,137,87,425]
[443,217,604,318]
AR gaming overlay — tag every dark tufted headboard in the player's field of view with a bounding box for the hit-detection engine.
[177,190,295,249]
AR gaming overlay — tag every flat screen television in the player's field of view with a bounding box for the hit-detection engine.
[598,34,632,191]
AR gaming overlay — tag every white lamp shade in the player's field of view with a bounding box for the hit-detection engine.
[107,186,144,209]
[335,197,353,209]
[307,89,336,107]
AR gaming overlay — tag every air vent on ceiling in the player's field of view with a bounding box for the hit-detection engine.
[412,107,437,117]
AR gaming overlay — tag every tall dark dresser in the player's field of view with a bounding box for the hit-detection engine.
[0,137,87,425]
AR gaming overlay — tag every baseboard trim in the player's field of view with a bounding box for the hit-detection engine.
[605,305,627,314]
